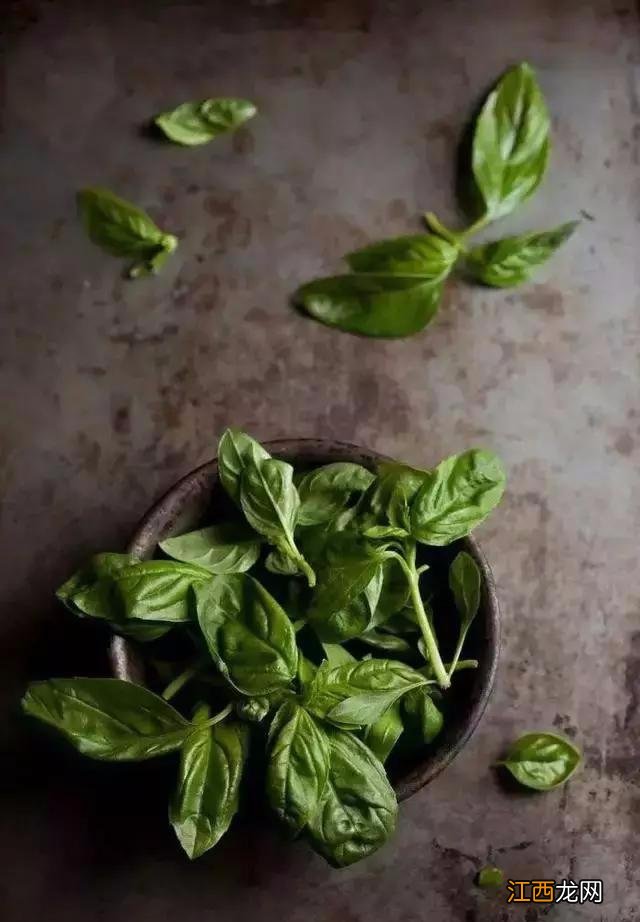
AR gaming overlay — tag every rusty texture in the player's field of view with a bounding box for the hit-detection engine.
[1,1,639,920]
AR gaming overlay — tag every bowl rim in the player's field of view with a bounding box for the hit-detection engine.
[110,437,500,802]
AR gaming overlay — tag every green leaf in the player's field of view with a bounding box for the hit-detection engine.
[297,655,319,690]
[22,678,190,760]
[346,234,459,277]
[363,525,409,540]
[266,701,330,833]
[402,688,443,745]
[306,726,397,867]
[115,560,213,622]
[364,703,404,763]
[218,428,270,503]
[321,643,356,667]
[305,658,427,729]
[77,187,177,277]
[371,557,411,627]
[170,713,249,858]
[499,732,581,791]
[363,462,427,531]
[468,221,578,287]
[234,696,271,723]
[155,97,256,146]
[297,463,374,526]
[476,866,504,888]
[359,628,412,654]
[195,574,298,696]
[295,274,445,338]
[471,62,550,222]
[308,537,384,642]
[264,547,302,577]
[159,523,261,574]
[410,449,506,545]
[449,551,481,627]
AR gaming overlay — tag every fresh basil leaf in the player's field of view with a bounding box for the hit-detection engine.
[346,234,459,277]
[308,537,385,642]
[359,628,412,654]
[499,732,581,791]
[468,221,577,287]
[364,702,404,763]
[115,560,212,622]
[297,463,374,526]
[471,62,550,222]
[477,866,504,888]
[170,711,249,858]
[363,525,409,540]
[410,449,506,545]
[57,553,132,620]
[155,97,256,146]
[195,574,298,695]
[217,428,270,502]
[240,457,315,587]
[22,678,190,760]
[402,688,443,745]
[306,726,397,867]
[264,547,302,577]
[159,523,261,574]
[266,701,330,833]
[234,696,271,723]
[363,462,427,531]
[449,551,481,627]
[77,187,177,278]
[372,558,411,627]
[295,274,445,338]
[305,658,427,729]
[297,655,319,690]
[321,643,357,667]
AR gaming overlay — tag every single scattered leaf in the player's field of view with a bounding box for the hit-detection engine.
[160,523,261,574]
[410,449,506,545]
[155,97,256,146]
[170,711,249,858]
[477,866,504,888]
[297,463,374,526]
[346,234,459,277]
[306,726,397,867]
[266,701,330,832]
[471,62,550,222]
[195,574,298,696]
[22,678,190,760]
[499,731,581,790]
[468,221,578,287]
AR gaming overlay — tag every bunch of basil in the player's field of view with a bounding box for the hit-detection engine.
[23,429,506,867]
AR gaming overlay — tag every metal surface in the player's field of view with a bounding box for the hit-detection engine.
[1,1,638,919]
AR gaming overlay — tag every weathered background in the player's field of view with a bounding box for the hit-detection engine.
[1,1,638,919]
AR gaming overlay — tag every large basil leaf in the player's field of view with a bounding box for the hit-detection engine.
[155,98,256,146]
[471,62,550,222]
[77,187,178,278]
[266,701,330,832]
[410,449,506,545]
[468,221,577,288]
[115,560,213,622]
[195,574,298,695]
[346,234,459,276]
[217,428,270,503]
[305,658,427,729]
[170,710,249,858]
[22,678,190,760]
[159,523,261,574]
[297,463,374,526]
[364,703,404,763]
[499,732,581,790]
[402,688,443,745]
[308,537,385,642]
[306,727,397,867]
[295,274,445,338]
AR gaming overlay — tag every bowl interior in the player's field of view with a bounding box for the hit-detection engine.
[112,438,500,801]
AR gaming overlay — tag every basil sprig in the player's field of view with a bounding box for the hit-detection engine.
[296,62,577,337]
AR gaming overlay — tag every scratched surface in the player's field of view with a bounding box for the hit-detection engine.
[1,1,639,919]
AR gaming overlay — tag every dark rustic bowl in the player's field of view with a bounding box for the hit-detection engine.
[110,438,500,802]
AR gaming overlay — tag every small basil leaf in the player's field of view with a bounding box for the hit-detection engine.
[305,659,427,729]
[410,449,506,545]
[363,525,409,540]
[449,551,481,627]
[160,523,261,574]
[218,428,270,503]
[77,187,177,275]
[297,463,374,526]
[155,97,256,146]
[363,462,427,531]
[266,701,330,833]
[371,558,411,627]
[364,702,404,763]
[115,560,213,622]
[195,574,298,696]
[346,234,459,277]
[22,678,190,760]
[297,655,319,690]
[321,643,357,667]
[265,547,302,577]
[477,866,504,888]
[359,628,412,654]
[402,688,443,745]
[234,696,271,723]
[170,716,249,858]
[471,62,550,222]
[499,732,581,791]
[468,221,578,288]
[306,727,397,867]
[295,274,445,338]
